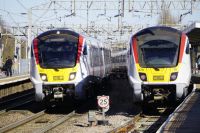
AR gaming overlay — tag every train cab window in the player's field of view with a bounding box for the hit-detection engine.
[139,40,179,67]
[136,28,181,68]
[38,38,78,68]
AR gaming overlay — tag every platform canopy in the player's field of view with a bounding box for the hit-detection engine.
[184,22,200,46]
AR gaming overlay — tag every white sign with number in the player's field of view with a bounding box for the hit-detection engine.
[97,95,109,108]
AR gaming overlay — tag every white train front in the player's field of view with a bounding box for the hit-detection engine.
[30,29,111,102]
[127,26,192,103]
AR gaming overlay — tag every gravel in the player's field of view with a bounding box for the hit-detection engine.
[0,111,33,128]
[47,78,141,133]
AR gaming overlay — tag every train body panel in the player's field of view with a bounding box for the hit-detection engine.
[30,29,111,102]
[111,50,127,73]
[127,26,191,102]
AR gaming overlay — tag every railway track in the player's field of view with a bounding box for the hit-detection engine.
[0,110,45,133]
[0,87,93,133]
[132,114,168,132]
[0,109,75,133]
[106,99,185,133]
[0,96,95,133]
[0,90,34,110]
[107,109,175,133]
[0,75,187,133]
[0,91,39,132]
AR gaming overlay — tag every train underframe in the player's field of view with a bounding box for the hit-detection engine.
[141,85,177,103]
[131,80,192,103]
[42,84,76,101]
[33,76,105,102]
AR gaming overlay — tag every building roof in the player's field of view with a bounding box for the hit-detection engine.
[184,22,200,45]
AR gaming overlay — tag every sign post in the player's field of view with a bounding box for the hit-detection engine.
[0,26,2,67]
[97,95,110,125]
[88,110,96,126]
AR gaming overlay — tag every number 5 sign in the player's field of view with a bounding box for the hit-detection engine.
[97,95,109,108]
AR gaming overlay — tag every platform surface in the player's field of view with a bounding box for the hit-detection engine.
[0,75,29,85]
[158,85,200,133]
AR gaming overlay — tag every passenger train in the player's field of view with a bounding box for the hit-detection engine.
[30,29,111,102]
[111,50,127,73]
[127,26,192,103]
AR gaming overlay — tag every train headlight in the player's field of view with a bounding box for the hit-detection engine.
[139,73,147,81]
[40,74,47,81]
[170,72,178,81]
[69,72,76,81]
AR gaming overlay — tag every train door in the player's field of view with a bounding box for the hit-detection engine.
[81,41,91,78]
[88,41,94,76]
[96,42,101,77]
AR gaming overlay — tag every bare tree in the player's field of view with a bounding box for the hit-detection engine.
[0,17,15,62]
[0,16,4,27]
[158,8,177,26]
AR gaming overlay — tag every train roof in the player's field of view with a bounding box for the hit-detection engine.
[36,29,80,39]
[133,26,182,37]
[111,50,127,57]
[34,28,110,49]
[183,22,200,45]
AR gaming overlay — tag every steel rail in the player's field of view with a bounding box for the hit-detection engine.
[0,110,45,133]
[0,93,34,115]
[0,99,34,115]
[33,111,76,133]
[107,114,141,133]
[0,90,34,106]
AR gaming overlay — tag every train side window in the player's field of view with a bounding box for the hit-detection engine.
[130,46,132,55]
[99,48,103,66]
[129,40,132,55]
[90,46,94,67]
[31,46,33,57]
[186,40,190,54]
[83,44,87,55]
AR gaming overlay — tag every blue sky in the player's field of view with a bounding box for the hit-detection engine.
[0,0,200,36]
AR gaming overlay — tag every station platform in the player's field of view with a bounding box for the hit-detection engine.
[157,84,200,133]
[0,74,30,85]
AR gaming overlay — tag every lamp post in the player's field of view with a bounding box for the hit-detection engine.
[28,9,32,60]
[0,24,2,67]
[27,9,32,73]
[20,12,29,60]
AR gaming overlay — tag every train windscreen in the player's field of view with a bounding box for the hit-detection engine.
[136,27,181,68]
[38,36,78,68]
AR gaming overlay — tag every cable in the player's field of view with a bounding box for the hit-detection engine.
[0,9,27,18]
[33,1,53,24]
[16,0,27,10]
